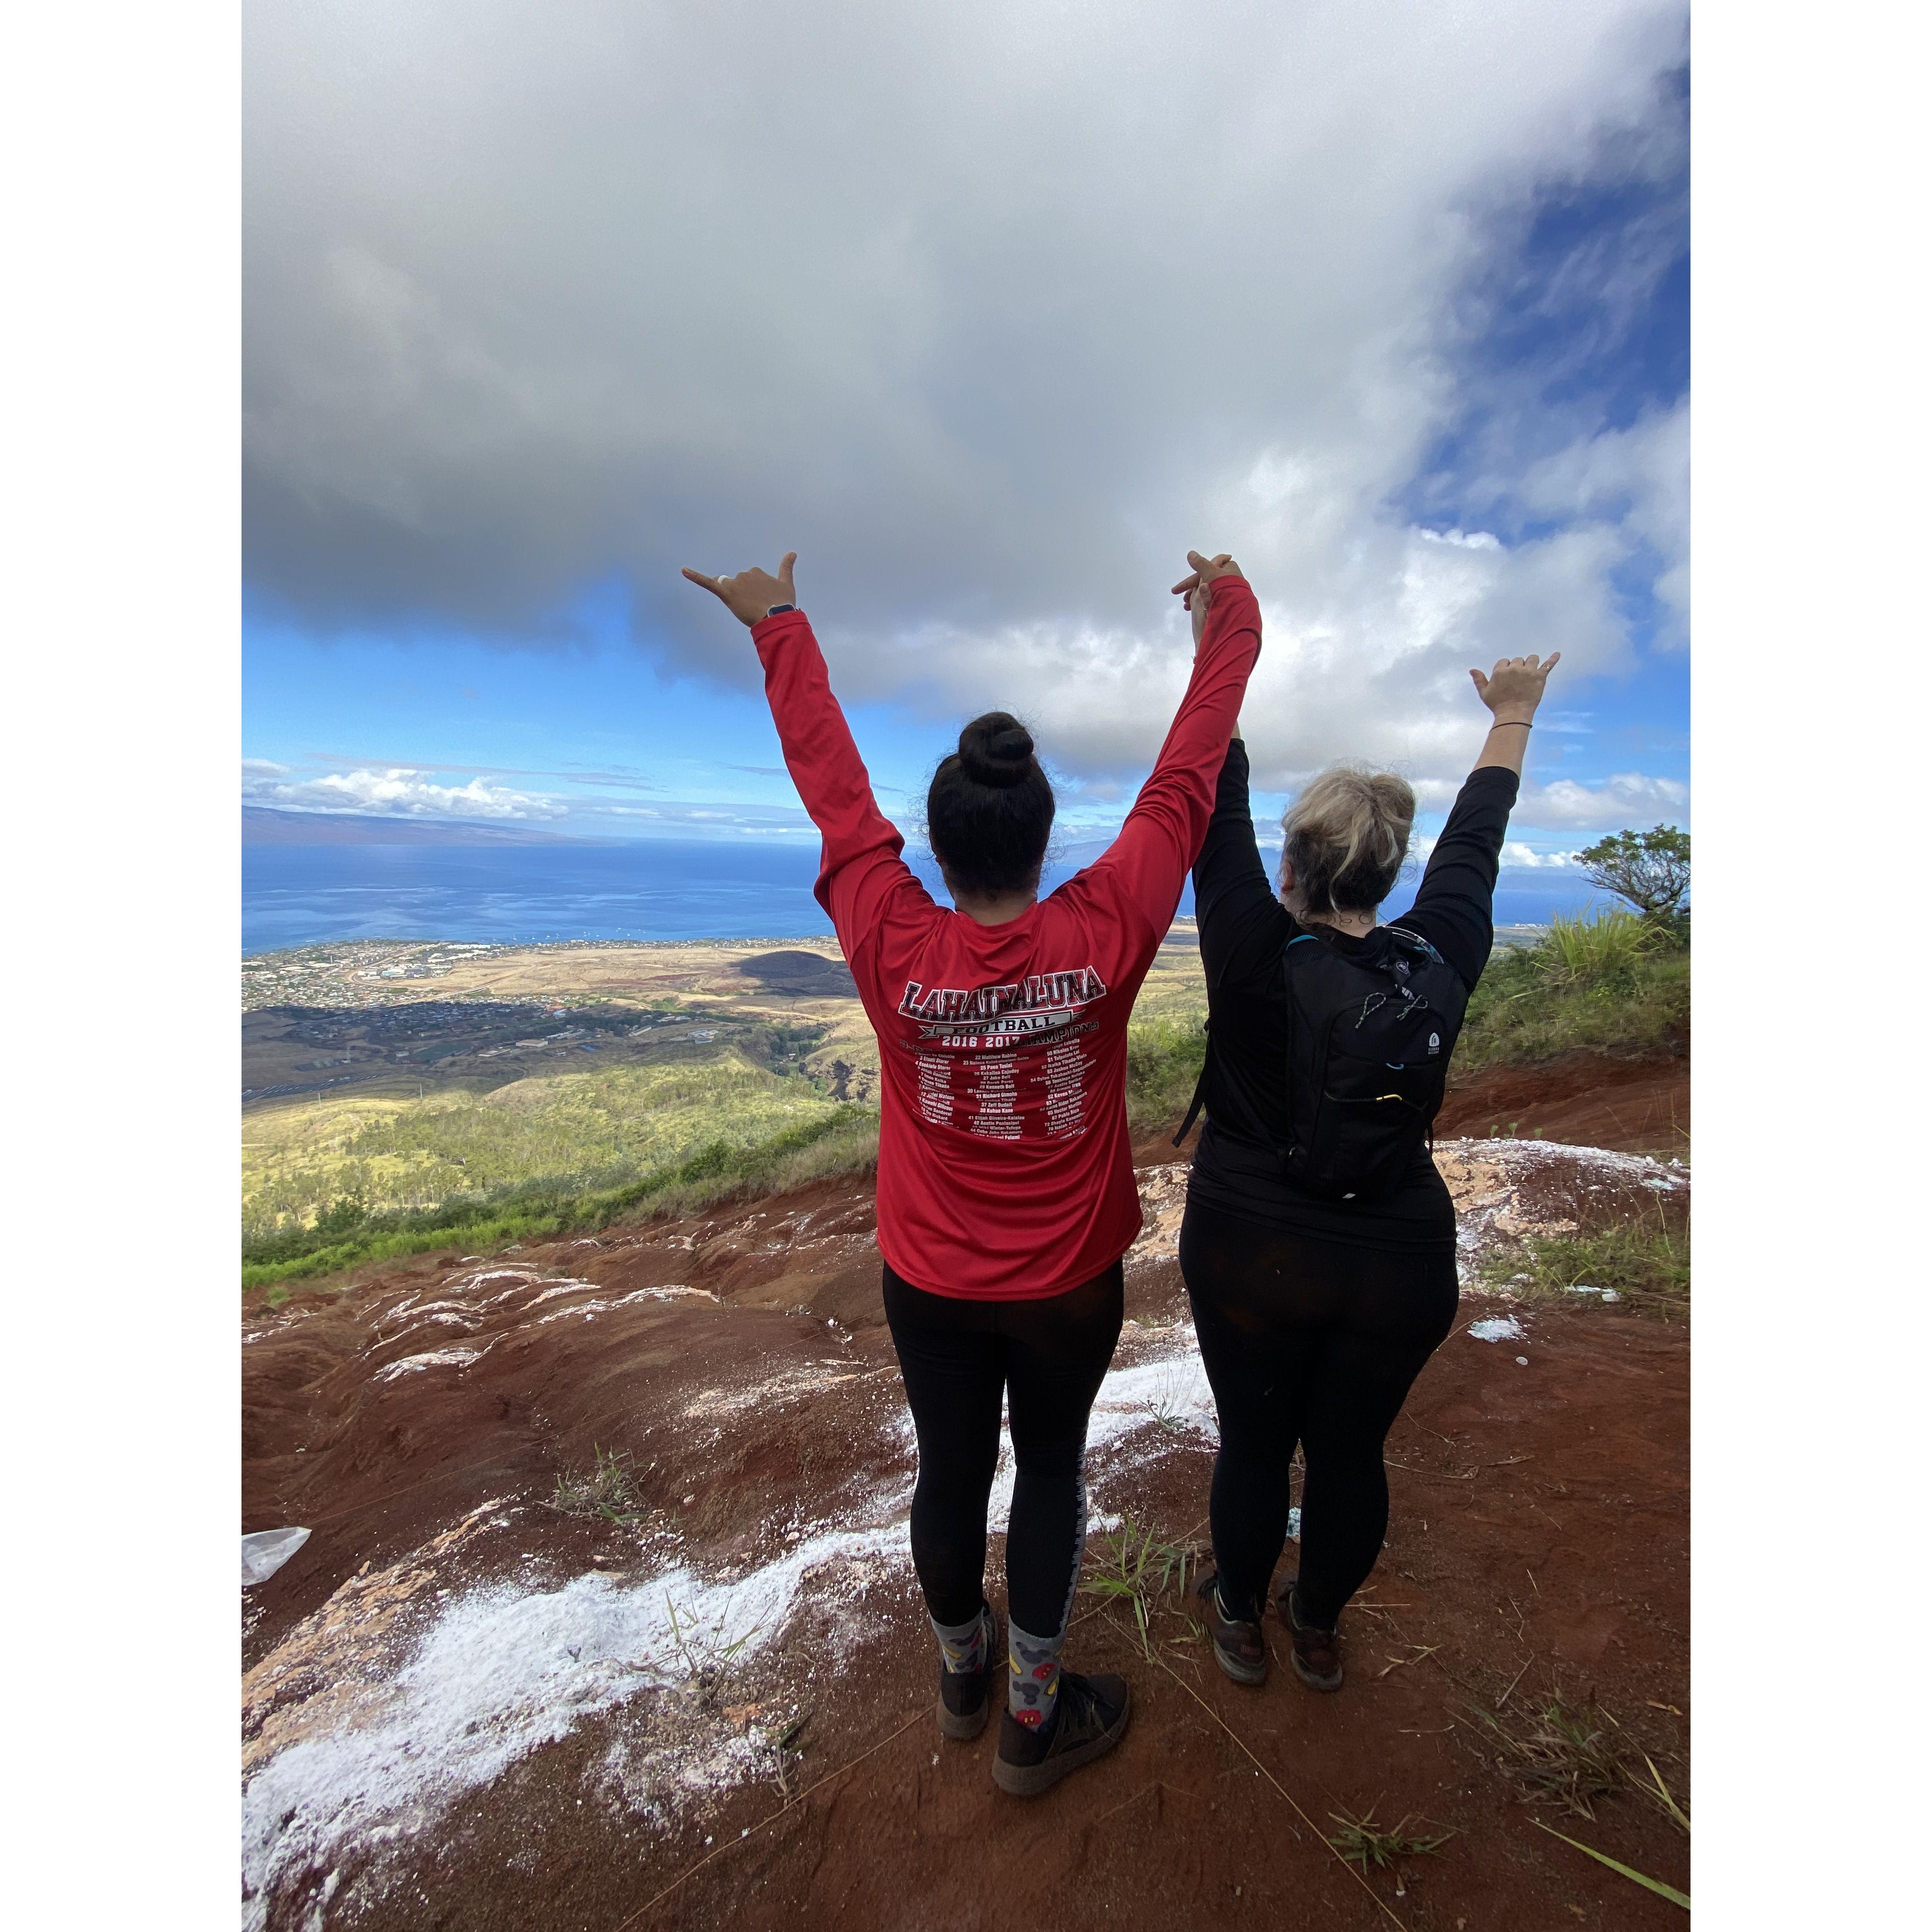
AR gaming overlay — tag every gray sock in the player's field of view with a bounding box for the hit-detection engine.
[1006,1618,1064,1730]
[930,1604,989,1676]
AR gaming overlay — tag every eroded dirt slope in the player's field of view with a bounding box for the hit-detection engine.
[243,1135,1689,1932]
[1437,1049,1688,1154]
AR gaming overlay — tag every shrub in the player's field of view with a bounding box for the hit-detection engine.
[1538,908,1664,985]
[1458,916,1688,1070]
[1125,1014,1208,1133]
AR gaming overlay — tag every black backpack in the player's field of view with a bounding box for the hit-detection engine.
[1176,924,1469,1203]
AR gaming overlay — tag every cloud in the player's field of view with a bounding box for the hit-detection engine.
[1402,832,1579,872]
[245,0,1687,794]
[1517,771,1688,828]
[245,766,566,821]
[1501,840,1581,868]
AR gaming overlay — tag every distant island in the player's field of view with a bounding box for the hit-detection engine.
[243,807,613,849]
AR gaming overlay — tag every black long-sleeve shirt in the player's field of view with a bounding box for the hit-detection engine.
[1186,738,1520,1250]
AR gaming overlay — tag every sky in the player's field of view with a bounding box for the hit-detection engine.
[243,0,1689,897]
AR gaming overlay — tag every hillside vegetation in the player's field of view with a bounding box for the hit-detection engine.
[1457,910,1689,1069]
[243,915,1686,1291]
[244,1053,842,1232]
[242,1050,871,1289]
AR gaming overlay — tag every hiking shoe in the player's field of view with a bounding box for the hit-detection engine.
[1194,1570,1266,1685]
[936,1603,1002,1741]
[991,1668,1132,1796]
[1275,1578,1343,1692]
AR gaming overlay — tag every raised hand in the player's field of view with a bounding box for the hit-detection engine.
[1470,651,1562,725]
[681,552,799,628]
[1170,550,1240,647]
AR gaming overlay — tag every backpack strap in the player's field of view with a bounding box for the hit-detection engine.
[1277,932,1319,1166]
[1382,923,1446,967]
[1175,932,1321,1151]
[1172,1019,1212,1146]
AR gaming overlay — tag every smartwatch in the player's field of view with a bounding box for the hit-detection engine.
[763,603,796,618]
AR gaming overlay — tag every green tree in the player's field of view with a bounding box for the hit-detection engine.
[1576,825,1690,920]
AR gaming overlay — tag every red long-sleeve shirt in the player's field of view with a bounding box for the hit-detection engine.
[752,578,1262,1299]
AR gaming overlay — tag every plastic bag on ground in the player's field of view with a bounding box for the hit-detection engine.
[242,1527,310,1587]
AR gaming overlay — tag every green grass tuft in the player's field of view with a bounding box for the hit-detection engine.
[1539,907,1665,979]
[1080,1516,1201,1657]
[1459,919,1688,1070]
[1324,1804,1454,1874]
[1481,1209,1690,1317]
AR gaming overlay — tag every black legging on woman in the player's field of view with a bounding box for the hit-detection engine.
[1179,736,1524,1637]
[1179,1203,1458,1628]
[882,1260,1124,1641]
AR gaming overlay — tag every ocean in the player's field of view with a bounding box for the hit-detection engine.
[242,832,1597,957]
[243,839,840,955]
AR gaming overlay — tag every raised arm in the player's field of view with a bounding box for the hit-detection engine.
[1081,552,1263,934]
[1467,651,1561,778]
[682,553,921,954]
[1400,650,1562,985]
[1192,734,1289,990]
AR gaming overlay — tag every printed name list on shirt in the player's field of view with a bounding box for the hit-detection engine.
[896,967,1108,1141]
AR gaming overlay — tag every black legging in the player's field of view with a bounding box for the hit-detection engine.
[1178,1200,1458,1630]
[882,1259,1124,1638]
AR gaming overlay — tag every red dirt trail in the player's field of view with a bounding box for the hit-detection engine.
[243,1060,1689,1932]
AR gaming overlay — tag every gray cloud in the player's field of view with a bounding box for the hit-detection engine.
[245,0,1688,782]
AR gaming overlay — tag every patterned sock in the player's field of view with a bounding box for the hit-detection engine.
[1006,1619,1063,1730]
[930,1604,989,1676]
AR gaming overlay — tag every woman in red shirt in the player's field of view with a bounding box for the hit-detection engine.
[683,549,1260,1795]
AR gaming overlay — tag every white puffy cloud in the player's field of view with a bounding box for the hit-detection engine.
[1501,840,1581,868]
[1517,771,1688,828]
[245,0,1689,794]
[245,766,566,820]
[1510,403,1689,632]
[1404,832,1579,871]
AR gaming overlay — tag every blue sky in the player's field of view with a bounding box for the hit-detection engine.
[244,2,1689,914]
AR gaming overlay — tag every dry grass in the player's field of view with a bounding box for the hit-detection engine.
[1323,1803,1453,1874]
[1467,1686,1626,1818]
[547,1445,647,1523]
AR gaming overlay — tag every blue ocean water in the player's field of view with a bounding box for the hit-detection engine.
[242,839,843,955]
[243,833,1598,957]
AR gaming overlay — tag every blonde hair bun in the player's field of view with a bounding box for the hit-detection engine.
[1279,763,1416,916]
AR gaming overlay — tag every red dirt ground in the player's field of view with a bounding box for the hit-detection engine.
[1436,1049,1689,1156]
[243,1065,1689,1932]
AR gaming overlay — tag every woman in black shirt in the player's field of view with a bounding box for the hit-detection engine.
[1174,625,1561,1692]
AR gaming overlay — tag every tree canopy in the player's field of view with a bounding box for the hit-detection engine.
[1576,825,1690,919]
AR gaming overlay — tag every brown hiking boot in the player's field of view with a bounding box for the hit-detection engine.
[1194,1570,1266,1685]
[991,1668,1131,1796]
[1276,1578,1344,1692]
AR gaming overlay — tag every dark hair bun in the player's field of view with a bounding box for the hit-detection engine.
[928,709,1055,898]
[957,712,1035,789]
